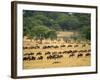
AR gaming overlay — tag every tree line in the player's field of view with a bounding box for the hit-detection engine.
[23,10,91,40]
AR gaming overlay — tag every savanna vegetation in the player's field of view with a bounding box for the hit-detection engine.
[23,10,91,41]
[23,10,91,69]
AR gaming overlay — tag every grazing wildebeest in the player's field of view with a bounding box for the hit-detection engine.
[53,55,63,59]
[69,53,75,57]
[82,44,86,47]
[67,45,72,47]
[47,46,52,48]
[77,53,83,58]
[23,47,27,49]
[47,55,53,59]
[63,51,68,54]
[37,56,43,60]
[60,45,66,47]
[85,53,91,56]
[23,56,29,61]
[52,45,59,48]
[43,46,47,49]
[72,50,78,54]
[46,55,63,60]
[30,52,34,55]
[52,61,60,64]
[36,52,42,55]
[45,51,51,55]
[88,49,91,52]
[30,46,35,49]
[74,44,78,47]
[29,56,36,60]
[52,52,57,55]
[88,42,91,45]
[79,50,87,53]
[23,56,36,61]
[24,53,34,56]
[58,51,62,54]
[67,50,73,54]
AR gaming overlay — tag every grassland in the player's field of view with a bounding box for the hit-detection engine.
[23,31,91,69]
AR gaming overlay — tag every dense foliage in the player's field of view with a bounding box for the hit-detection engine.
[23,10,91,40]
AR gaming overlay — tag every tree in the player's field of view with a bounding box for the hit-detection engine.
[45,30,57,40]
[79,26,91,40]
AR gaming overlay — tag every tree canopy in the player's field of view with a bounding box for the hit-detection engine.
[23,10,91,40]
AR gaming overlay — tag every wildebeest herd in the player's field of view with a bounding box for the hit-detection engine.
[23,39,91,69]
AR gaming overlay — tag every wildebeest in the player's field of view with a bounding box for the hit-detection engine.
[60,45,66,47]
[23,56,36,61]
[47,55,63,60]
[77,53,83,58]
[52,52,57,55]
[52,61,60,64]
[67,45,72,47]
[36,52,42,55]
[74,44,78,47]
[72,50,78,54]
[82,44,86,47]
[58,51,62,54]
[24,52,34,56]
[63,51,68,54]
[29,56,36,60]
[23,56,29,61]
[53,45,59,48]
[45,51,51,55]
[79,50,87,53]
[37,56,43,60]
[85,53,91,56]
[69,53,75,57]
[88,49,91,52]
[67,50,73,54]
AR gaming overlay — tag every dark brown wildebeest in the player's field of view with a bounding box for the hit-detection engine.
[63,51,68,54]
[67,50,73,54]
[43,46,47,49]
[52,52,57,55]
[82,44,86,47]
[58,51,62,54]
[88,42,91,45]
[29,56,36,60]
[46,55,63,60]
[74,44,78,47]
[77,53,83,58]
[36,52,42,55]
[67,45,72,47]
[23,46,28,49]
[23,56,29,61]
[45,51,51,55]
[72,50,78,54]
[53,45,59,48]
[88,49,91,52]
[60,45,66,47]
[85,53,91,56]
[69,53,75,57]
[79,50,87,53]
[52,61,60,64]
[24,53,34,56]
[23,56,36,61]
[30,52,34,55]
[53,55,63,60]
[46,55,53,59]
[37,56,43,60]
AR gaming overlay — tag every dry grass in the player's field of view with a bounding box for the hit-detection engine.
[23,31,91,69]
